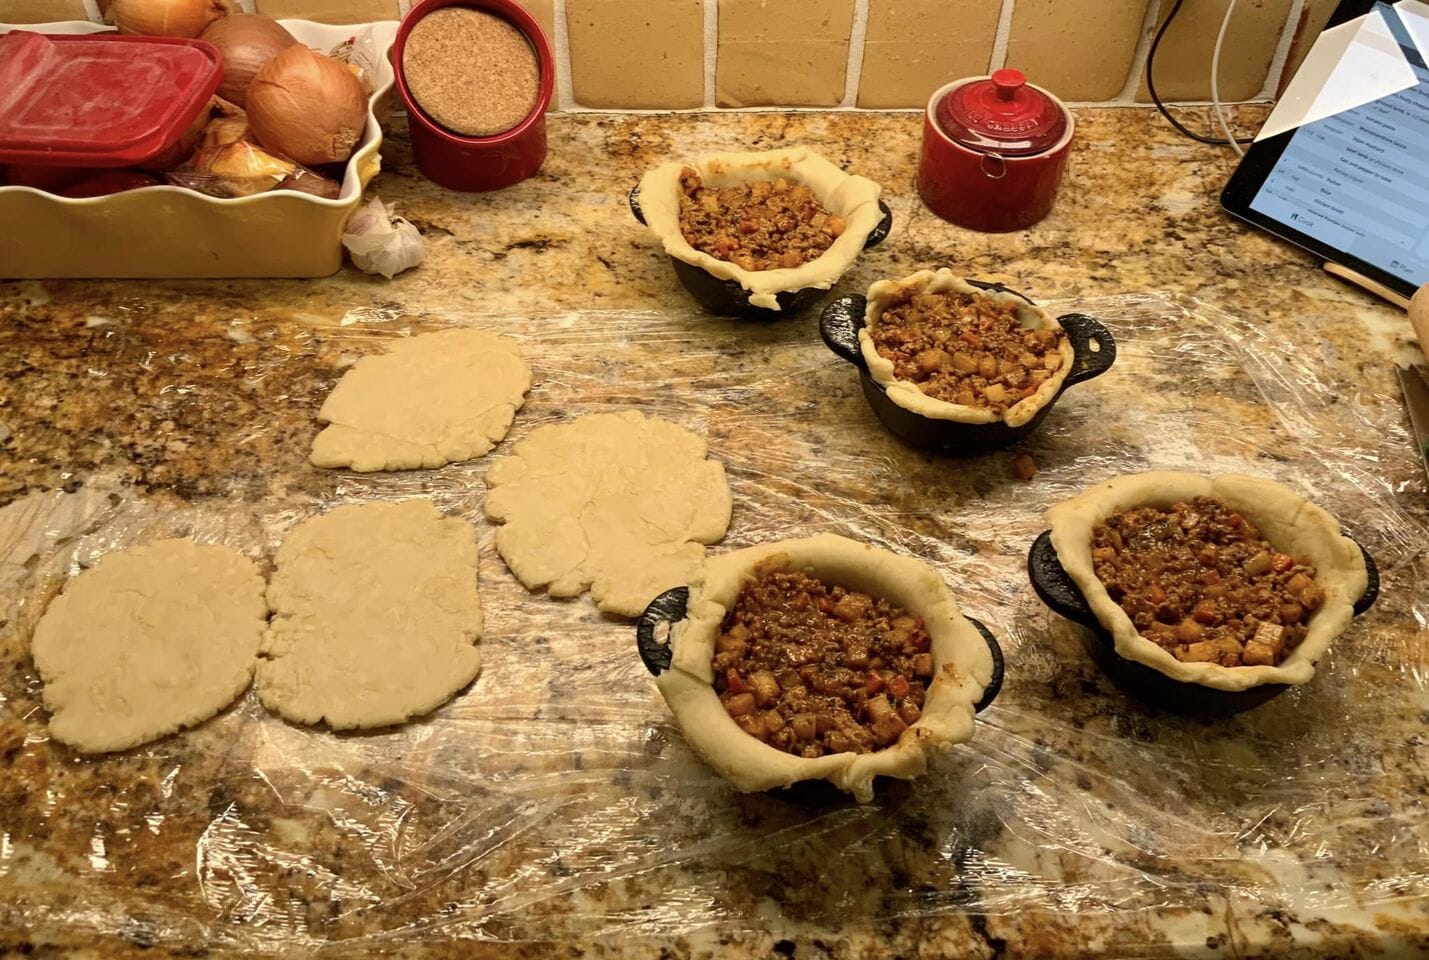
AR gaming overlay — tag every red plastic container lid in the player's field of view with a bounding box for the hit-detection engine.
[0,31,221,167]
[935,68,1067,157]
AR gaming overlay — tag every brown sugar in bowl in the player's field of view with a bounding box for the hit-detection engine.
[394,0,554,192]
[403,7,539,137]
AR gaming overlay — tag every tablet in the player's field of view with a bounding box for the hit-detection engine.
[1221,0,1429,300]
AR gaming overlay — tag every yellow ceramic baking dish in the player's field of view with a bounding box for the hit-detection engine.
[0,19,397,279]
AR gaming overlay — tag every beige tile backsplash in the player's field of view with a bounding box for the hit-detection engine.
[1134,0,1295,103]
[1005,0,1151,102]
[569,0,704,109]
[715,0,853,107]
[253,0,400,23]
[857,0,999,109]
[6,0,1335,110]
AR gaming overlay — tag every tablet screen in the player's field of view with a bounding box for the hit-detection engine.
[1223,1,1429,296]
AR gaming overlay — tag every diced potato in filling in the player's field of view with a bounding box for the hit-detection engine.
[868,287,1067,414]
[712,558,935,758]
[1089,497,1323,667]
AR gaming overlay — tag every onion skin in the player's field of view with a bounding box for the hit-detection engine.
[113,0,230,38]
[277,170,342,199]
[200,15,297,107]
[247,45,367,167]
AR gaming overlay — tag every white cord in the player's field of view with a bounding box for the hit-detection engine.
[1211,0,1245,156]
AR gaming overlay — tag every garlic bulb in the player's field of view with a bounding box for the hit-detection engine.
[342,198,425,279]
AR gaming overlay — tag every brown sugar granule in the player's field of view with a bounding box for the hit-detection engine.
[402,7,540,138]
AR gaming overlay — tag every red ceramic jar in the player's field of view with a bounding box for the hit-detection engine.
[393,0,555,192]
[917,69,1074,233]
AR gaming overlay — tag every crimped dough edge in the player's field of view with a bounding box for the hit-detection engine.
[1045,471,1368,692]
[859,268,1075,427]
[637,148,884,311]
[655,534,993,802]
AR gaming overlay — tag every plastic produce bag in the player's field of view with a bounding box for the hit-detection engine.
[342,196,425,278]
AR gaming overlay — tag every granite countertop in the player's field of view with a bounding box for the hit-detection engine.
[2,109,1427,959]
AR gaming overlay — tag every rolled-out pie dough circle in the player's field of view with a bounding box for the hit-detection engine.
[484,410,732,617]
[258,499,483,729]
[30,539,267,754]
[310,328,532,473]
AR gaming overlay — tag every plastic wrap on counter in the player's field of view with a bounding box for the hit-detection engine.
[1,293,1426,952]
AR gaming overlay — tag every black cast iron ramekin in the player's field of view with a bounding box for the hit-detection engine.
[629,185,893,319]
[819,281,1115,453]
[636,586,1005,714]
[1026,531,1381,716]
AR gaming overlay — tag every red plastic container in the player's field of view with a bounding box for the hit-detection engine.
[393,0,554,192]
[917,69,1075,233]
[0,31,221,168]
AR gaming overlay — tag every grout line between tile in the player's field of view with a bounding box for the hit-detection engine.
[840,0,870,108]
[703,0,718,109]
[1258,0,1306,100]
[1115,0,1165,103]
[550,98,1265,118]
[80,0,103,21]
[553,0,573,111]
[989,0,1015,72]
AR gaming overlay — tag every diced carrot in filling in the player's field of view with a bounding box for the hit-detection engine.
[1091,497,1321,667]
[712,558,936,758]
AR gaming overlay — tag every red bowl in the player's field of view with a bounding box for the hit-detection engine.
[917,76,1074,233]
[393,0,555,192]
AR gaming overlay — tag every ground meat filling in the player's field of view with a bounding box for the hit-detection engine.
[711,560,934,758]
[868,288,1067,414]
[1090,497,1326,667]
[677,167,845,272]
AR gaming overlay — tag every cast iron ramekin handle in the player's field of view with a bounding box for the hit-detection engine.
[1353,539,1380,616]
[1027,531,1100,627]
[1058,313,1117,388]
[965,617,1004,713]
[820,294,868,369]
[629,184,646,226]
[863,200,894,249]
[637,586,689,676]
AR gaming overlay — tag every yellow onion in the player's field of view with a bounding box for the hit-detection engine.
[247,45,367,167]
[200,15,297,107]
[178,106,296,197]
[113,0,229,38]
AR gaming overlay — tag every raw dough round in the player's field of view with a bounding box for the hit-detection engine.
[258,499,483,729]
[1047,472,1368,691]
[657,535,996,803]
[30,539,267,754]
[310,328,532,473]
[484,410,732,617]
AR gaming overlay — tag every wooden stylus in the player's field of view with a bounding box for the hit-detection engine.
[1323,262,1412,309]
[1410,284,1429,365]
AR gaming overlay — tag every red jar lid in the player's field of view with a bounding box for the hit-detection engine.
[0,31,221,168]
[934,68,1066,157]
